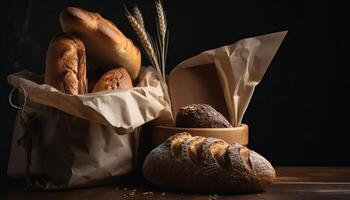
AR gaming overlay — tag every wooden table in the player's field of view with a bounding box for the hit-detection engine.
[1,167,350,200]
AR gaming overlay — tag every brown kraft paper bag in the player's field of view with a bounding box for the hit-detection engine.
[7,67,172,189]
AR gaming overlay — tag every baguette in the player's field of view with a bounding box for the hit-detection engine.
[59,7,141,80]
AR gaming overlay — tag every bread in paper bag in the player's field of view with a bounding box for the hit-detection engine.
[7,67,172,189]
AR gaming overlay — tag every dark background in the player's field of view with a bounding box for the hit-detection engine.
[0,0,347,184]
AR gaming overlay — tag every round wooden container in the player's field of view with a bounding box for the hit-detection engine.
[152,124,248,146]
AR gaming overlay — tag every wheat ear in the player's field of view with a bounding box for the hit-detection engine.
[126,13,155,63]
[155,0,167,44]
[155,0,167,81]
[133,6,145,30]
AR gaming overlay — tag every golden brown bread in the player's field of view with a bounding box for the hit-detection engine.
[143,132,275,194]
[45,33,87,95]
[59,7,141,80]
[92,67,133,92]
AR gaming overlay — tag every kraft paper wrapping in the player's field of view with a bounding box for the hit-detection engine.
[170,31,287,127]
[7,67,172,189]
[8,104,136,189]
[7,67,172,133]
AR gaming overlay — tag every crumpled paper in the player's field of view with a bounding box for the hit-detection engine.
[7,67,172,134]
[170,31,287,126]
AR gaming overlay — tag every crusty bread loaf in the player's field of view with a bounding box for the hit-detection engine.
[143,132,275,194]
[59,7,141,80]
[176,104,233,128]
[92,67,133,92]
[45,33,87,95]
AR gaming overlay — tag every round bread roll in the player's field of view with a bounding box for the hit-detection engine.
[92,67,133,92]
[176,104,233,128]
[143,132,276,194]
[59,7,141,80]
[45,33,87,95]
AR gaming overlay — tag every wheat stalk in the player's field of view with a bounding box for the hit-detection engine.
[155,0,167,81]
[126,13,155,64]
[125,1,172,116]
[126,13,163,80]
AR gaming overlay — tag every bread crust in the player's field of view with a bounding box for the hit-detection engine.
[45,33,87,95]
[59,7,141,80]
[143,132,275,193]
[92,67,133,92]
[176,104,233,128]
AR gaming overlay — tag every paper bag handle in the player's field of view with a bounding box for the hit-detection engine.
[8,86,33,189]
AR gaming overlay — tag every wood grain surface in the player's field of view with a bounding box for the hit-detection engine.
[1,167,350,200]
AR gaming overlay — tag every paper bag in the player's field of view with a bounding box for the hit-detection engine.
[7,67,172,189]
[169,31,287,126]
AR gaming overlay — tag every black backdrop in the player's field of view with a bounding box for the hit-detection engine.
[0,0,347,184]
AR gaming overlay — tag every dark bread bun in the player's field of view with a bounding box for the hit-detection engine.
[45,33,87,95]
[176,104,232,128]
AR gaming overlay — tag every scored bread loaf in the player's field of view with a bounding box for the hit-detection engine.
[45,33,87,95]
[143,132,275,194]
[59,7,141,80]
[92,67,133,92]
